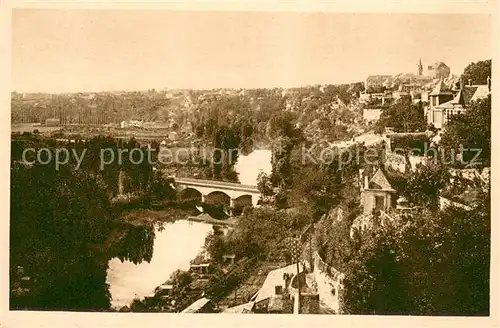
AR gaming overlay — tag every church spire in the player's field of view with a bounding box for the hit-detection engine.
[418,58,423,76]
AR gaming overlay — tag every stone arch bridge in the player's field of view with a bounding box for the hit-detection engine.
[174,177,261,209]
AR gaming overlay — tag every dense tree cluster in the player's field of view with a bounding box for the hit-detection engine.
[11,134,171,199]
[461,60,491,85]
[375,99,427,133]
[340,194,490,315]
[10,161,115,310]
[10,135,164,310]
[404,163,450,209]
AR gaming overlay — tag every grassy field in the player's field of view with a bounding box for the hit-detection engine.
[11,124,62,133]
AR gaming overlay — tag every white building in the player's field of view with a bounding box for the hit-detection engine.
[427,77,491,129]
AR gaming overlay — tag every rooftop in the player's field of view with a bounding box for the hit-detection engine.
[251,264,302,304]
[429,79,454,96]
[222,302,255,313]
[470,85,490,102]
[181,297,212,313]
[367,168,396,191]
[436,83,489,109]
[428,61,449,69]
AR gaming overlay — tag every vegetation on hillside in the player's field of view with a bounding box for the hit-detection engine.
[375,99,427,133]
[340,193,489,315]
[439,95,491,167]
[9,135,179,310]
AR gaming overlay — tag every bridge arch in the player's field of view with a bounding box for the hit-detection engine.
[174,177,262,209]
[232,194,253,216]
[178,187,203,202]
[204,191,231,207]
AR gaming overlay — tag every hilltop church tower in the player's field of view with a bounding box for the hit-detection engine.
[418,59,423,76]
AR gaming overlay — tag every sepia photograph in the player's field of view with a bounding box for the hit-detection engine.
[3,3,497,325]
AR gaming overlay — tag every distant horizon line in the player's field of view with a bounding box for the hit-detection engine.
[11,64,475,95]
[11,82,364,95]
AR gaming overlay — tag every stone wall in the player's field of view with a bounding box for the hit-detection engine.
[313,251,344,313]
[384,152,406,173]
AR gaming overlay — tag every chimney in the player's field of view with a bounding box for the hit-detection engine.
[468,79,472,86]
[487,76,491,92]
[460,78,464,90]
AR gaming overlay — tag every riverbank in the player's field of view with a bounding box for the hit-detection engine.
[120,201,236,226]
[107,202,239,309]
[120,207,195,226]
[106,220,213,309]
[186,213,237,227]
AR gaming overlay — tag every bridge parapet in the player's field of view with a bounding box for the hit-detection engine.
[175,178,259,193]
[174,177,257,190]
[174,178,260,207]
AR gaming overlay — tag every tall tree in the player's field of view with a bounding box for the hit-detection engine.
[404,163,450,209]
[290,166,342,219]
[461,60,491,85]
[375,100,426,133]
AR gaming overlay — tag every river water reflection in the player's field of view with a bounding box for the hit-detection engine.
[106,149,272,308]
[106,221,213,308]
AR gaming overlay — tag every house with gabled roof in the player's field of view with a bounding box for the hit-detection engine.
[427,61,451,79]
[429,79,455,108]
[428,77,491,129]
[360,168,396,216]
[350,168,398,237]
[365,75,392,92]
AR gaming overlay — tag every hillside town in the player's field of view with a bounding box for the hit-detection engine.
[11,57,491,315]
[8,9,493,321]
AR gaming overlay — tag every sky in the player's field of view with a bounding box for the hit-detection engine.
[11,10,493,93]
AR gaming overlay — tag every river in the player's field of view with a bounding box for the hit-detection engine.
[105,149,272,308]
[234,149,273,185]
